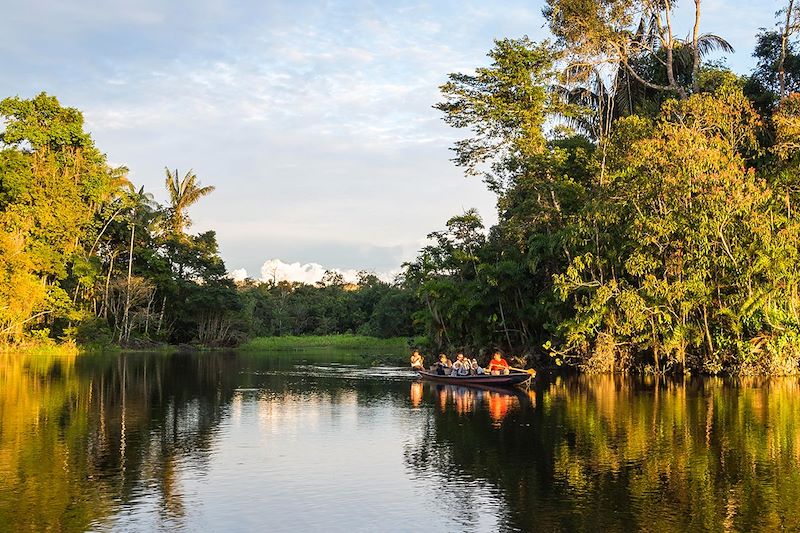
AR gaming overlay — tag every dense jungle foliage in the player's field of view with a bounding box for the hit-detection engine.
[0,92,242,347]
[0,97,418,347]
[403,1,800,374]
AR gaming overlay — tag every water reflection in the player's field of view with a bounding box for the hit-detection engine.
[0,352,242,532]
[410,381,423,408]
[2,353,800,532]
[420,382,527,423]
[407,374,800,532]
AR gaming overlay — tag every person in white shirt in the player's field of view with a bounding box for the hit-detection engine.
[453,353,470,376]
[470,358,484,375]
[410,350,424,370]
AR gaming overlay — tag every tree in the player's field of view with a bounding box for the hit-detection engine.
[0,93,120,342]
[435,37,556,193]
[407,16,800,375]
[779,0,800,99]
[164,168,215,235]
[544,0,732,100]
[746,5,800,114]
[119,186,157,342]
[0,93,244,347]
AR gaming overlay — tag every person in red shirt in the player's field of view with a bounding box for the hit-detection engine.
[488,351,510,375]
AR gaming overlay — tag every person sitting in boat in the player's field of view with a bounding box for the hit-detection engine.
[470,358,484,375]
[488,351,510,375]
[452,353,470,376]
[410,350,424,370]
[435,353,452,375]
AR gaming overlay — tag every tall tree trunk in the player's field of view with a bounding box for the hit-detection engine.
[88,205,125,257]
[122,221,135,343]
[144,290,155,337]
[703,304,714,357]
[662,1,687,99]
[498,299,514,351]
[691,0,702,93]
[651,319,660,374]
[780,0,796,99]
[102,252,116,319]
[157,295,166,335]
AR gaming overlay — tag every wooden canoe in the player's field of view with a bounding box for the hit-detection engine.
[417,369,532,388]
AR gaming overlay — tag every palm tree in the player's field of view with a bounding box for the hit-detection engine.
[164,168,215,235]
[555,29,734,140]
[551,26,733,184]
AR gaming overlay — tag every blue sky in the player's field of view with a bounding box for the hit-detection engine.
[0,0,783,279]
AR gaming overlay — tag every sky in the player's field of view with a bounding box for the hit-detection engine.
[0,0,783,282]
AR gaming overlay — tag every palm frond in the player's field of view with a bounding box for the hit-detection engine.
[182,185,216,206]
[695,33,735,55]
[163,166,215,234]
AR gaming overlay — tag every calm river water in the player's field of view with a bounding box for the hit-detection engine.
[2,350,800,532]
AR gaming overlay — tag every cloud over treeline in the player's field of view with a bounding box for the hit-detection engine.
[228,259,399,285]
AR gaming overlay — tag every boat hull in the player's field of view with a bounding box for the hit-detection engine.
[417,369,532,387]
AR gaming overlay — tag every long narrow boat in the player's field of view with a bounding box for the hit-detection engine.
[417,369,533,388]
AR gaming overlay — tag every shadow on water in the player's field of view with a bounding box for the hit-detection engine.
[2,352,800,532]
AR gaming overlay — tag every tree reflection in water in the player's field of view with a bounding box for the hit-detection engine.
[0,352,241,532]
[3,355,800,532]
[406,374,800,532]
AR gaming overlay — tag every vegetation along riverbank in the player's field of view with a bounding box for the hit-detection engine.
[240,334,411,352]
[6,2,800,375]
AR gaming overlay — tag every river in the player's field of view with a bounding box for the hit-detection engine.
[1,350,799,532]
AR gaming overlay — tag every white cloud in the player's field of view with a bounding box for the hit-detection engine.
[224,260,402,285]
[260,259,354,284]
[254,259,398,285]
[227,268,248,282]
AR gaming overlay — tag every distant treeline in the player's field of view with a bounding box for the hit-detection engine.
[236,272,421,339]
[0,92,422,348]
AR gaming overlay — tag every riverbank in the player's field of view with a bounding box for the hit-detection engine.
[240,334,412,352]
[1,334,414,357]
[0,339,174,355]
[0,340,81,356]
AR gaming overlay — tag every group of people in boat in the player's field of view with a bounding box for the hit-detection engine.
[409,350,512,376]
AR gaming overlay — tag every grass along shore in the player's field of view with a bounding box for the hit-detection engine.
[3,334,414,359]
[240,334,412,352]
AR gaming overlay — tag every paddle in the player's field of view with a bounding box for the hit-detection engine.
[482,365,536,376]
